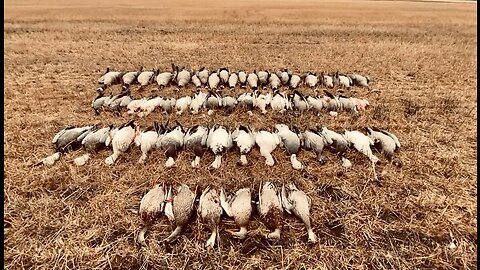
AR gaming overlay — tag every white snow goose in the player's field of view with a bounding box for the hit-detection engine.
[156,120,185,168]
[206,125,233,169]
[254,128,281,166]
[274,124,303,170]
[105,120,137,165]
[231,125,255,166]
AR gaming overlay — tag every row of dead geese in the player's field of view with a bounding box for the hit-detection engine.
[92,89,370,117]
[136,182,316,248]
[40,120,402,171]
[97,65,371,93]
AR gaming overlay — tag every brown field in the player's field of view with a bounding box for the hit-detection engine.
[4,0,477,269]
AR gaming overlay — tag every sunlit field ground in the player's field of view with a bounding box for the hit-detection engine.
[4,0,477,269]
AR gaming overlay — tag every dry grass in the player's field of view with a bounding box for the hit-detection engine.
[4,0,477,269]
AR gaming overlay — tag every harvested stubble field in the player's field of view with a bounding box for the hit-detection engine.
[4,0,477,269]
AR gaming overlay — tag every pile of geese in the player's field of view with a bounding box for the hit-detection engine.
[97,65,372,93]
[92,89,370,117]
[37,120,402,172]
[136,182,317,248]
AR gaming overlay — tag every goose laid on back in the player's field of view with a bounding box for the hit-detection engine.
[207,125,233,169]
[281,183,317,243]
[257,70,269,89]
[268,73,281,90]
[134,122,161,164]
[231,125,255,166]
[247,71,259,90]
[300,127,331,164]
[81,125,112,153]
[342,130,379,164]
[92,92,110,115]
[366,127,401,166]
[122,66,142,91]
[197,67,210,86]
[191,74,202,89]
[254,129,281,166]
[105,120,137,165]
[205,91,223,115]
[137,68,157,91]
[218,68,230,89]
[222,95,238,114]
[289,74,302,90]
[156,121,185,168]
[101,69,124,90]
[190,91,208,114]
[127,97,148,115]
[237,92,256,115]
[270,90,291,113]
[52,125,93,153]
[183,125,209,168]
[275,124,303,170]
[175,66,192,89]
[156,69,174,89]
[198,186,223,249]
[254,90,272,114]
[291,90,310,113]
[258,182,283,240]
[137,184,166,247]
[164,184,197,243]
[175,95,192,115]
[278,68,291,86]
[228,72,239,90]
[220,187,252,239]
[306,96,324,116]
[323,73,334,88]
[208,71,221,91]
[238,70,248,88]
[304,72,319,89]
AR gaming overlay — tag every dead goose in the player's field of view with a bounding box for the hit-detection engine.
[156,120,185,168]
[191,74,202,89]
[270,90,291,113]
[220,187,252,239]
[137,68,157,91]
[100,69,124,90]
[238,70,248,88]
[184,125,209,168]
[254,90,272,114]
[206,125,233,169]
[256,70,270,89]
[92,92,110,115]
[254,129,281,166]
[190,91,208,115]
[291,90,310,113]
[338,95,357,113]
[304,72,319,89]
[350,97,370,112]
[205,91,223,115]
[137,96,162,118]
[134,122,161,164]
[247,71,259,90]
[306,96,324,116]
[228,72,239,90]
[156,69,174,90]
[218,68,230,89]
[105,120,137,165]
[258,182,283,240]
[158,97,176,114]
[97,67,109,84]
[277,68,292,86]
[237,92,256,115]
[198,186,223,249]
[299,126,331,164]
[208,71,221,91]
[322,90,340,112]
[281,183,317,243]
[109,93,133,113]
[175,65,192,89]
[74,125,112,166]
[366,127,402,166]
[196,67,209,86]
[275,124,303,170]
[122,66,142,91]
[164,184,197,243]
[52,125,93,153]
[289,74,302,90]
[343,130,379,164]
[323,73,334,88]
[231,125,255,166]
[175,95,192,115]
[321,126,351,167]
[222,95,238,114]
[127,97,148,115]
[137,183,166,247]
[268,72,282,90]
